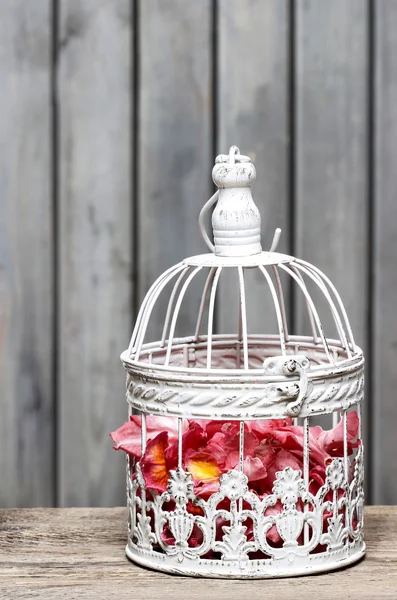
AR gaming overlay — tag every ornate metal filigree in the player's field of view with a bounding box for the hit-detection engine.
[126,366,364,420]
[127,451,365,575]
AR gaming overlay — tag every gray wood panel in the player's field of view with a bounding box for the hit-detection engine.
[294,1,368,432]
[2,0,397,508]
[138,0,213,341]
[295,0,368,345]
[0,1,53,507]
[217,0,291,336]
[373,0,397,504]
[57,0,133,506]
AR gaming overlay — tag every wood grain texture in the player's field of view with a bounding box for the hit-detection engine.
[294,1,368,433]
[0,1,53,506]
[372,0,397,504]
[217,0,290,335]
[138,0,213,341]
[2,0,397,510]
[57,0,132,506]
[294,0,368,345]
[0,506,395,599]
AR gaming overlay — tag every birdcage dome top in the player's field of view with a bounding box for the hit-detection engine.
[121,146,364,421]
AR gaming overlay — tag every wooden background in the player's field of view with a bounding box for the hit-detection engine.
[0,0,396,508]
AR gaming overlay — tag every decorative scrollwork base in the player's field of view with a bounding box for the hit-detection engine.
[125,445,365,578]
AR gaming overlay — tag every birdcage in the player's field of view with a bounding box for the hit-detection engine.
[116,146,364,578]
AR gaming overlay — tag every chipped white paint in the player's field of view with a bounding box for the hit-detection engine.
[121,147,365,577]
[125,449,364,578]
[202,145,262,257]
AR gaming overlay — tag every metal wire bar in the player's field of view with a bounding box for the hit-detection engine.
[183,343,189,369]
[344,410,349,482]
[290,266,319,344]
[343,410,350,529]
[138,332,345,352]
[131,333,348,375]
[303,416,310,545]
[128,263,184,356]
[140,417,149,521]
[235,340,241,368]
[239,421,244,472]
[206,268,222,369]
[160,267,191,347]
[177,344,189,469]
[295,258,356,349]
[279,264,333,363]
[293,262,352,358]
[269,227,282,252]
[133,264,186,360]
[164,266,203,366]
[238,276,243,368]
[239,420,245,512]
[178,418,183,469]
[237,266,249,369]
[258,265,287,355]
[141,413,147,457]
[272,265,290,342]
[194,267,216,340]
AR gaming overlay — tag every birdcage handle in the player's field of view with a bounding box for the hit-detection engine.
[199,190,219,253]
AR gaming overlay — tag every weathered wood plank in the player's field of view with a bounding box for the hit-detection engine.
[58,0,133,506]
[294,0,368,346]
[138,0,213,341]
[294,1,368,430]
[0,1,53,506]
[372,0,397,504]
[217,0,291,335]
[0,507,395,598]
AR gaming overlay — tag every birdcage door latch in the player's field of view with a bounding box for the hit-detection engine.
[263,355,311,417]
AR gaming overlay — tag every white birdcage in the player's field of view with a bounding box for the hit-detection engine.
[118,146,364,578]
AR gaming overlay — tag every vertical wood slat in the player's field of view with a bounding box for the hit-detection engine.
[217,0,291,335]
[138,0,213,340]
[0,0,53,507]
[58,0,133,506]
[373,0,397,504]
[1,0,396,508]
[294,1,368,435]
[295,0,368,344]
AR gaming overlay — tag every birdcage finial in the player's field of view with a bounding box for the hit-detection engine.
[199,146,262,257]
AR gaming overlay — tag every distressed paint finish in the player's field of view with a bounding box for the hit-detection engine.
[138,0,213,342]
[123,348,364,419]
[57,0,132,506]
[217,0,290,336]
[0,0,53,507]
[372,0,397,504]
[121,148,365,576]
[125,457,364,577]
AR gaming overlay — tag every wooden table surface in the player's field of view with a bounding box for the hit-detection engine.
[0,506,395,599]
